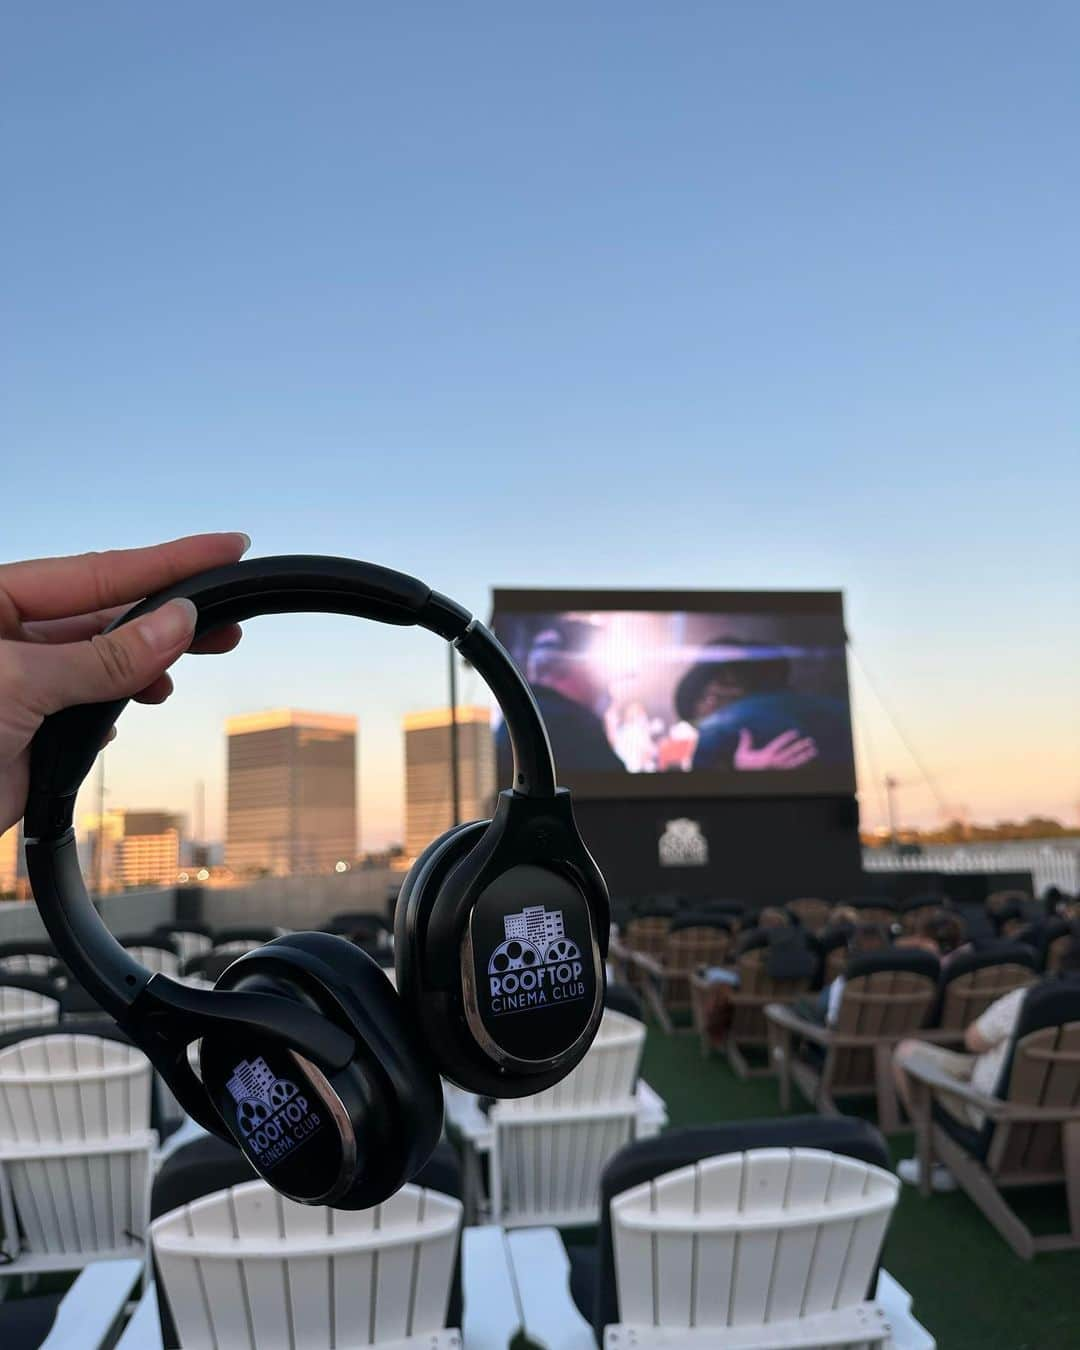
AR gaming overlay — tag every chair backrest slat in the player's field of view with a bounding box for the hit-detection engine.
[124,945,180,978]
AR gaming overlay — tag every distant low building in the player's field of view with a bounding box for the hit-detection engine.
[0,822,23,897]
[79,809,184,891]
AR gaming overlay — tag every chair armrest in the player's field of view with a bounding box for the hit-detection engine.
[628,951,664,980]
[876,1270,937,1349]
[900,1048,1004,1115]
[40,1259,143,1350]
[506,1227,596,1350]
[462,1225,522,1350]
[635,1079,668,1124]
[764,1003,832,1046]
[114,1284,164,1350]
[605,1303,889,1348]
[906,1050,1079,1123]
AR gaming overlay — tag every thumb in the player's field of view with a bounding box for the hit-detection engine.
[25,599,198,713]
[736,727,753,752]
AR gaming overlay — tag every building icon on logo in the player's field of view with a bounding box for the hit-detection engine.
[503,905,564,952]
[226,1056,277,1105]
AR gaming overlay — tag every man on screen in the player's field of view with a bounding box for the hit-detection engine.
[674,638,849,774]
[496,619,626,776]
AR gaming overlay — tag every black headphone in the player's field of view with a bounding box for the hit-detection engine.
[23,557,609,1209]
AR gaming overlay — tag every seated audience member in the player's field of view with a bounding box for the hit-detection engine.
[898,909,968,967]
[828,905,859,929]
[892,924,1080,1190]
[800,922,891,1027]
[756,906,790,930]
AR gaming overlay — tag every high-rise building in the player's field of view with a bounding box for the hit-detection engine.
[226,709,358,877]
[0,822,22,896]
[403,706,495,863]
[79,810,184,891]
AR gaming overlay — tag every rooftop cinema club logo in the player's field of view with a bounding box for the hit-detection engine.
[486,905,585,1016]
[227,1056,322,1166]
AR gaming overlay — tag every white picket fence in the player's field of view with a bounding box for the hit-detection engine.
[863,842,1080,896]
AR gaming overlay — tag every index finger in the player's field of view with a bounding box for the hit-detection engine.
[0,532,251,621]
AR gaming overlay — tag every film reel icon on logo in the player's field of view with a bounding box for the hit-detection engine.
[486,906,585,1016]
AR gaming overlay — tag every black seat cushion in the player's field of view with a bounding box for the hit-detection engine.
[668,914,734,936]
[179,951,242,982]
[898,892,948,914]
[844,948,940,985]
[604,982,644,1022]
[212,926,280,945]
[569,1115,890,1341]
[151,1134,464,1347]
[0,1292,65,1349]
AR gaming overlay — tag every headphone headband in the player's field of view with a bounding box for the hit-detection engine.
[22,556,558,1032]
[25,555,555,842]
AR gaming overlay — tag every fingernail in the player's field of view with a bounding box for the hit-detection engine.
[235,533,252,556]
[140,598,198,652]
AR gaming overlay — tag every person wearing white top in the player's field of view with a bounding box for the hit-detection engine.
[893,929,1080,1191]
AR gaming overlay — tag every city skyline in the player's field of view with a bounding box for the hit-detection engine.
[3,7,1077,845]
[62,669,1080,859]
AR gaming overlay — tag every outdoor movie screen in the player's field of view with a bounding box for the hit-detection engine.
[490,589,856,799]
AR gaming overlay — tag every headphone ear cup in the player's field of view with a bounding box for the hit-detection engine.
[201,933,443,1209]
[394,820,489,1012]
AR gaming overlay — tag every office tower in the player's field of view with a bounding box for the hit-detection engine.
[226,709,358,877]
[0,822,21,896]
[78,810,184,891]
[403,706,496,863]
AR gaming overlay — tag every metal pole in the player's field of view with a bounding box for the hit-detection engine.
[885,775,898,848]
[449,647,461,827]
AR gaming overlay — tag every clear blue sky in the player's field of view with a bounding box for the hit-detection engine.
[3,3,1078,847]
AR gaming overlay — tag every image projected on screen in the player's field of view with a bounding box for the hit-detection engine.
[491,595,855,800]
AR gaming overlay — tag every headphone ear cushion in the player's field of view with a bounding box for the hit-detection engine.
[394,820,489,1012]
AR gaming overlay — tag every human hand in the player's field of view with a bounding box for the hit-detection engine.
[734,727,818,771]
[0,532,249,834]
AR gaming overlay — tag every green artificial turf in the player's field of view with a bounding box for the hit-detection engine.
[638,1029,1080,1350]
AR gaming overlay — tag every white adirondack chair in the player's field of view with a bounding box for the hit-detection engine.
[605,1148,922,1349]
[150,1178,464,1349]
[0,1033,156,1274]
[489,1099,637,1229]
[0,982,60,1032]
[166,930,213,965]
[0,953,57,978]
[124,945,181,978]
